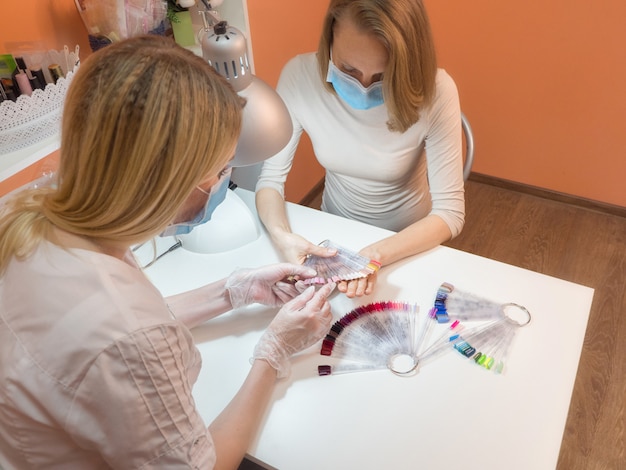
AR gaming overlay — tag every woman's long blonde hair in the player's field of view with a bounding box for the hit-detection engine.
[0,35,243,274]
[317,0,438,133]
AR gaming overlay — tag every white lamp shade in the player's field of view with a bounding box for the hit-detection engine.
[232,76,293,167]
[201,21,293,167]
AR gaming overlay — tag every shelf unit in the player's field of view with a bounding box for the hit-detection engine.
[0,134,60,182]
[0,1,249,184]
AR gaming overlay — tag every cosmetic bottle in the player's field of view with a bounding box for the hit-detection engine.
[15,57,45,90]
[12,57,35,96]
[30,67,47,89]
[48,64,64,84]
[0,77,17,101]
[14,71,33,96]
[0,81,7,102]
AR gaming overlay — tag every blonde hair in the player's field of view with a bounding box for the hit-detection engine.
[0,35,243,274]
[317,0,437,132]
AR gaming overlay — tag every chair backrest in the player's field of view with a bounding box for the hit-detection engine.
[461,112,474,181]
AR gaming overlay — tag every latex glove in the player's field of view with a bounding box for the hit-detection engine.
[252,282,336,378]
[225,263,319,309]
[273,231,337,265]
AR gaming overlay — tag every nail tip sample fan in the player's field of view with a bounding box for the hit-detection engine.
[317,283,531,377]
[317,300,459,377]
[433,283,531,374]
[302,240,380,285]
[318,301,421,376]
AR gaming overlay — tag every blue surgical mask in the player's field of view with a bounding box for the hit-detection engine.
[161,167,232,237]
[326,59,384,110]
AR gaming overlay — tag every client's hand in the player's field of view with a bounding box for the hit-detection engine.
[253,282,335,378]
[226,263,322,308]
[337,271,378,298]
[336,245,381,298]
[273,232,337,265]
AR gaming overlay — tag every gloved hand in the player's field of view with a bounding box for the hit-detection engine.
[225,263,319,309]
[253,282,336,378]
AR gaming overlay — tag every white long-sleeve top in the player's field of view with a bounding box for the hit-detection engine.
[256,53,465,236]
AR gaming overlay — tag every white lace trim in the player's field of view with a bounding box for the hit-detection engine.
[0,47,80,155]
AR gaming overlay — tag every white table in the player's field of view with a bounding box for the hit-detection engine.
[135,188,593,470]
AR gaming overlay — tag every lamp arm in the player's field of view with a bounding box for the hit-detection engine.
[198,3,222,30]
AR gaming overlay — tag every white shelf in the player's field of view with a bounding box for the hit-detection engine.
[0,134,60,182]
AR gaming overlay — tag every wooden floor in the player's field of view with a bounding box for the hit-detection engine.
[301,179,626,470]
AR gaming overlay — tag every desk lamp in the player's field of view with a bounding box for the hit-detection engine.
[175,1,293,254]
[197,1,293,167]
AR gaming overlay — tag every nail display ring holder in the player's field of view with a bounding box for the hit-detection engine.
[502,302,532,327]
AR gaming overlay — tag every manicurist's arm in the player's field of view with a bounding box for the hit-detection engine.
[165,278,232,329]
[208,359,277,470]
[166,262,330,329]
[209,282,335,469]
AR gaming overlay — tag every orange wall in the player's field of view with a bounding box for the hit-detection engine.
[0,0,90,196]
[3,1,625,207]
[425,0,626,207]
[248,0,626,207]
[0,0,91,60]
[247,1,327,203]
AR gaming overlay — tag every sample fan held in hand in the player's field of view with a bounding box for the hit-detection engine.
[317,283,531,377]
[302,240,381,285]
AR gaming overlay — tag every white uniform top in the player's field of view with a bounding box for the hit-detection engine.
[256,52,465,235]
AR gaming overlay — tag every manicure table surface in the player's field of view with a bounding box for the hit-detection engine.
[135,188,594,470]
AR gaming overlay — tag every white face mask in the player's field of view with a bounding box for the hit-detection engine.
[160,167,232,237]
[326,59,384,110]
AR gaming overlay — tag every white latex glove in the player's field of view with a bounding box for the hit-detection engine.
[253,282,336,378]
[225,263,318,308]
